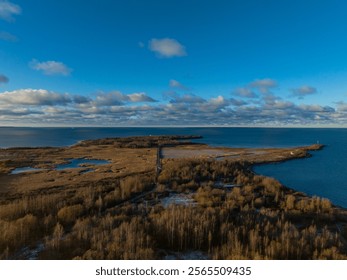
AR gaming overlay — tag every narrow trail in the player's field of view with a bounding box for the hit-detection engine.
[108,145,163,210]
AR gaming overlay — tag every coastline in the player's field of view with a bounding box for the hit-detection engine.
[0,135,326,198]
[1,135,347,260]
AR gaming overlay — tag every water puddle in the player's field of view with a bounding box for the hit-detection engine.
[214,181,239,189]
[11,158,110,174]
[11,167,45,174]
[55,158,109,170]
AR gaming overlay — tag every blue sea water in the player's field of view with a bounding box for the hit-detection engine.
[0,127,346,207]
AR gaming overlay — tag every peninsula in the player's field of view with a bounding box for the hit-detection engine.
[0,135,346,260]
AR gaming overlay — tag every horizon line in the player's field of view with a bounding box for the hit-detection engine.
[1,125,347,129]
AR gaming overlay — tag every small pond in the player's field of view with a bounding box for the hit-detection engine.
[11,158,110,174]
[55,158,110,170]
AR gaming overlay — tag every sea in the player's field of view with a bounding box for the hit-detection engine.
[0,127,346,208]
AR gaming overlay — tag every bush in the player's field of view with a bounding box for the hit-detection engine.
[57,204,84,225]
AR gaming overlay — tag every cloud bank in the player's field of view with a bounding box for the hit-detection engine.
[1,82,346,127]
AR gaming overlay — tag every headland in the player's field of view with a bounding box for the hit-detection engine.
[0,135,346,260]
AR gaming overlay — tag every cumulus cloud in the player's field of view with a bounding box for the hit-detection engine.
[336,101,347,112]
[30,60,72,76]
[0,108,43,116]
[94,91,128,106]
[298,104,334,112]
[249,78,277,94]
[233,87,257,98]
[0,88,160,125]
[232,79,277,100]
[0,85,346,127]
[169,93,206,104]
[290,86,317,99]
[0,0,21,21]
[93,91,157,106]
[73,95,91,104]
[0,30,17,41]
[0,74,9,84]
[209,96,228,107]
[230,98,248,106]
[169,79,189,90]
[261,92,282,105]
[149,38,187,58]
[128,92,157,102]
[0,89,71,105]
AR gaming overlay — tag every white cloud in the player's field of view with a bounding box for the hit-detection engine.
[73,95,91,104]
[233,87,257,98]
[30,60,72,76]
[209,95,226,106]
[290,86,317,99]
[299,104,334,113]
[270,101,295,110]
[230,98,248,106]
[128,92,157,102]
[1,84,346,127]
[232,79,277,99]
[169,79,189,90]
[0,74,9,84]
[336,101,347,112]
[0,0,21,21]
[261,92,282,105]
[0,89,71,105]
[93,91,157,106]
[94,91,126,106]
[149,38,187,58]
[170,93,206,104]
[249,78,277,94]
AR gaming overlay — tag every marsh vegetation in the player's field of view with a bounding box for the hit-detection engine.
[0,136,346,260]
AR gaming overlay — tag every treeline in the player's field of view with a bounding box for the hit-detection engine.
[76,135,202,149]
[150,205,345,259]
[158,159,247,191]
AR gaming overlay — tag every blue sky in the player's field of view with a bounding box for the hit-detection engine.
[1,0,347,126]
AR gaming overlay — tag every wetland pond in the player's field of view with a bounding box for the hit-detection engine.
[11,158,110,174]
